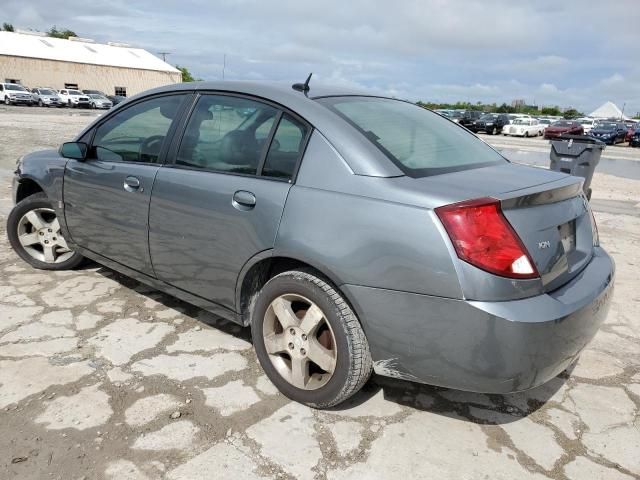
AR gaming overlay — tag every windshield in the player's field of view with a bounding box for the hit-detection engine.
[552,121,572,127]
[6,84,27,91]
[579,120,593,125]
[68,90,82,95]
[513,119,528,125]
[597,123,617,130]
[89,94,104,99]
[40,89,56,95]
[479,114,497,121]
[317,96,505,177]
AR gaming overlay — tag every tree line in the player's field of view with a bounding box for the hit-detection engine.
[417,100,584,119]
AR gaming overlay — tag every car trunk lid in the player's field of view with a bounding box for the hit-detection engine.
[495,178,593,291]
[381,163,593,292]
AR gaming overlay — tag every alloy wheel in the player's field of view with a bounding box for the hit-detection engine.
[16,208,73,264]
[262,294,337,390]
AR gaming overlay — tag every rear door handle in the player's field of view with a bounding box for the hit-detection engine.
[232,190,256,210]
[124,176,141,192]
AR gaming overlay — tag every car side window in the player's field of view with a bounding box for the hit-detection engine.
[262,114,309,180]
[92,95,184,164]
[176,95,277,175]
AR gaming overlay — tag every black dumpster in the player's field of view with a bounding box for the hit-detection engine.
[549,134,605,200]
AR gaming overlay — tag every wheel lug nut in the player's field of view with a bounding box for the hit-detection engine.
[39,232,44,236]
[300,348,306,355]
[289,328,295,335]
[44,240,49,244]
[301,334,307,341]
[288,342,294,350]
[48,228,52,232]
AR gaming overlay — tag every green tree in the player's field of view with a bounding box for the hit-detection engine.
[563,108,582,119]
[47,26,77,39]
[176,66,200,82]
[541,106,561,116]
[2,22,14,32]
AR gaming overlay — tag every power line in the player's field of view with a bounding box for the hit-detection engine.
[157,52,171,62]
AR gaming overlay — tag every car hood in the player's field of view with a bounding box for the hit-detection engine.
[546,126,571,132]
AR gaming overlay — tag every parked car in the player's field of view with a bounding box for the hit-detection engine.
[503,117,543,137]
[0,83,34,106]
[458,110,484,129]
[106,95,126,105]
[469,113,510,135]
[31,88,63,107]
[538,118,555,127]
[630,127,640,147]
[544,120,584,139]
[588,122,627,145]
[7,81,614,408]
[58,89,91,108]
[577,118,595,134]
[623,121,638,143]
[82,89,108,96]
[88,94,113,109]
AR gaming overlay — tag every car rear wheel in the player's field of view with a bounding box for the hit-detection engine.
[7,193,84,270]
[251,269,372,408]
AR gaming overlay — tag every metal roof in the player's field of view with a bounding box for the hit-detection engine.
[0,31,179,73]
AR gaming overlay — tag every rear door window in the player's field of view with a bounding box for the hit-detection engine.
[262,114,309,180]
[176,95,278,175]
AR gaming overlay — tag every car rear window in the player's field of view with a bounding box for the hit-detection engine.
[317,96,504,177]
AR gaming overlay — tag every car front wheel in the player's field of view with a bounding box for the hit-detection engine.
[4,96,10,105]
[7,193,84,270]
[251,269,372,408]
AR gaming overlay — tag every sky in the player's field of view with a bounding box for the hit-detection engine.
[4,0,640,115]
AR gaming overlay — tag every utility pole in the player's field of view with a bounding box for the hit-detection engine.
[222,54,226,80]
[158,52,171,62]
[621,102,626,120]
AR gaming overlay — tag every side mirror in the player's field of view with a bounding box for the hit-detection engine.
[60,142,88,160]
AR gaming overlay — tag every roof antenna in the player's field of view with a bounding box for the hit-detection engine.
[292,73,312,93]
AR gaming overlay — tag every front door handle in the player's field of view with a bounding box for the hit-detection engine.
[232,190,256,210]
[124,176,141,192]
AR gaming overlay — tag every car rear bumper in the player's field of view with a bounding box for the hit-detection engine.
[343,246,614,393]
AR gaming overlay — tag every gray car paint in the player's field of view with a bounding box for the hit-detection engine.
[149,168,291,309]
[64,160,160,275]
[11,81,615,393]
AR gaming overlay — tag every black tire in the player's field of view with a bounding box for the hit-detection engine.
[4,96,10,105]
[38,100,43,107]
[251,269,372,408]
[524,131,528,138]
[7,193,84,270]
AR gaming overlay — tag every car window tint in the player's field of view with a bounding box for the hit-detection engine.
[262,114,308,180]
[319,96,504,177]
[92,95,183,163]
[176,95,277,175]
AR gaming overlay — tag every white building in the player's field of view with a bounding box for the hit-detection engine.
[0,30,181,97]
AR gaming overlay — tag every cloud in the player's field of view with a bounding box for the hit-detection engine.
[2,0,639,113]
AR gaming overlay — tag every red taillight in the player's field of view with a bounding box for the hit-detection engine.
[435,197,539,279]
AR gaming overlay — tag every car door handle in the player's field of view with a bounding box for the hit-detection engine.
[124,176,141,192]
[232,190,256,210]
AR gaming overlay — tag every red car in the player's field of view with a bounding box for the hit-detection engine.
[624,122,638,143]
[544,120,584,139]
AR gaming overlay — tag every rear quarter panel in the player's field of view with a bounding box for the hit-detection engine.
[274,132,462,299]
